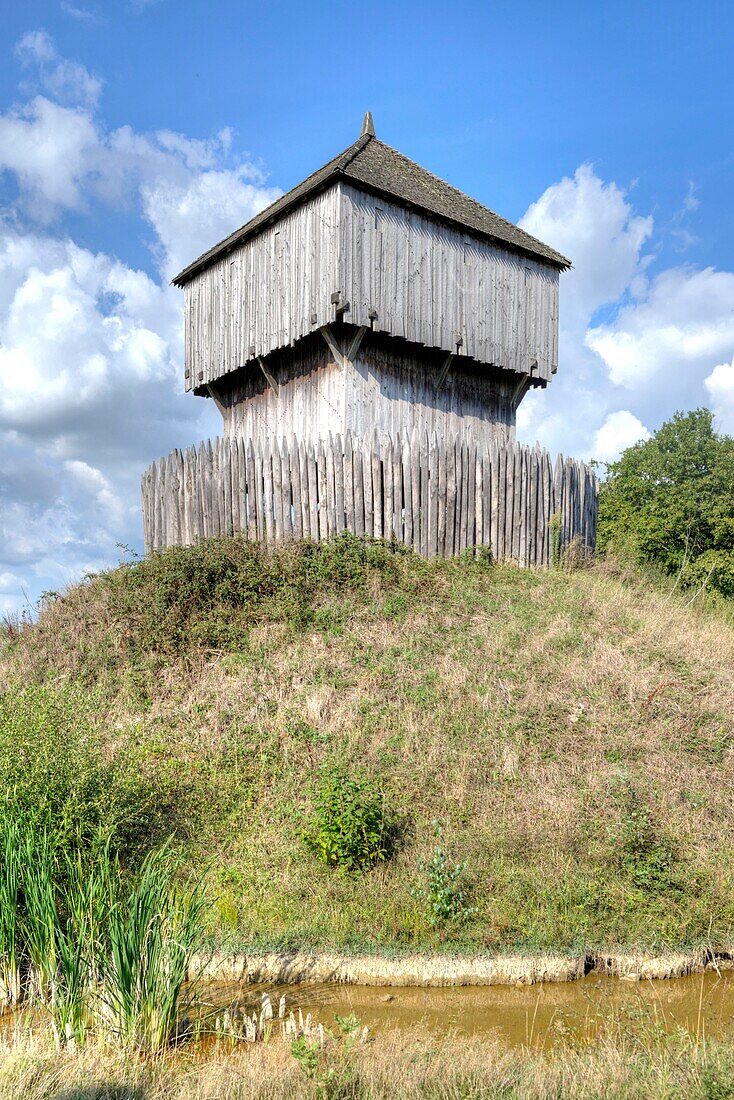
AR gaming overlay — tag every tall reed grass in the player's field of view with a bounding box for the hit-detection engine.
[100,845,207,1052]
[0,814,206,1053]
[0,816,22,1006]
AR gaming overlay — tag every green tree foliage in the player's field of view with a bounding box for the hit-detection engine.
[598,409,734,599]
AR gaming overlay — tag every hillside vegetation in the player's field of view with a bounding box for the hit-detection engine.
[2,535,734,956]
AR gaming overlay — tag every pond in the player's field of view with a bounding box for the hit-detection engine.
[200,969,734,1050]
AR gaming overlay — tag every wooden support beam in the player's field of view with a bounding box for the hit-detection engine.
[257,356,280,396]
[434,353,454,392]
[319,324,345,367]
[205,382,226,414]
[511,374,532,408]
[346,325,368,364]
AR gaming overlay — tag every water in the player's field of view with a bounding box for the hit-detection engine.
[201,969,734,1049]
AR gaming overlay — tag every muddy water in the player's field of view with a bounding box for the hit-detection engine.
[201,970,734,1049]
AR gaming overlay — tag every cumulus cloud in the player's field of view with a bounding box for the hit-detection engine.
[143,168,280,280]
[587,267,734,390]
[0,32,280,613]
[16,30,102,107]
[0,97,101,220]
[520,163,653,335]
[593,411,651,463]
[517,165,734,463]
[705,357,734,434]
[516,165,654,457]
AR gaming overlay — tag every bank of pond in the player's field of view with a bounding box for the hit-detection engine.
[2,819,734,1063]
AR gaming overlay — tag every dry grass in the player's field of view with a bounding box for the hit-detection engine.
[2,538,734,954]
[1,1025,734,1099]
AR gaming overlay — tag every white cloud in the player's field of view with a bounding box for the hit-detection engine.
[1,39,277,243]
[587,266,734,389]
[0,35,280,613]
[16,30,102,107]
[593,411,651,463]
[0,232,177,434]
[61,3,101,24]
[516,165,654,457]
[0,97,100,220]
[143,168,280,280]
[705,357,734,434]
[517,164,734,463]
[520,163,653,335]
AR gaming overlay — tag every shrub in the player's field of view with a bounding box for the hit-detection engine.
[411,823,476,928]
[609,780,680,894]
[11,535,417,684]
[301,765,393,871]
[0,684,176,861]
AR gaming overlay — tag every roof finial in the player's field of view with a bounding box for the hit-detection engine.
[361,111,375,138]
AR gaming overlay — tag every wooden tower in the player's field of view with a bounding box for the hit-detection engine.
[173,114,569,450]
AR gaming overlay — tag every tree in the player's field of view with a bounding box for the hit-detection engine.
[598,409,734,599]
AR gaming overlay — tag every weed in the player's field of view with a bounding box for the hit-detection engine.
[609,779,680,894]
[301,766,393,872]
[291,1035,320,1078]
[411,823,477,928]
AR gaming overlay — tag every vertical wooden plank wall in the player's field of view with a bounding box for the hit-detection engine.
[141,433,598,563]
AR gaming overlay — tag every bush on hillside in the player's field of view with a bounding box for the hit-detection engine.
[598,408,734,599]
[0,685,179,860]
[14,535,419,685]
[301,765,394,872]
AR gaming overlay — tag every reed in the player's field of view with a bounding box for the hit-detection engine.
[0,815,22,1006]
[0,811,207,1054]
[20,826,58,1004]
[99,846,207,1053]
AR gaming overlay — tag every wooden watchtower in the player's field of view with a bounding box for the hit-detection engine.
[173,114,569,450]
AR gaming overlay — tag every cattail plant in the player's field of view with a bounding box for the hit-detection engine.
[98,845,207,1053]
[20,827,57,1004]
[0,815,23,1006]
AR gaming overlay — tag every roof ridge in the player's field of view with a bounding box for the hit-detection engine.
[173,130,570,286]
[336,132,373,172]
[353,137,566,264]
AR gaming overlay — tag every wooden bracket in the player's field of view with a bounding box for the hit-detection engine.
[257,356,280,396]
[319,324,345,367]
[511,373,531,407]
[320,324,368,369]
[435,353,454,392]
[346,326,368,363]
[205,382,226,414]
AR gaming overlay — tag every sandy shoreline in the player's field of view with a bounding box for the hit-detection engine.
[193,947,733,987]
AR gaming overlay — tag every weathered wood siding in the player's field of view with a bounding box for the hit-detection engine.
[339,184,559,382]
[347,339,517,447]
[218,338,345,444]
[183,182,560,392]
[142,432,597,565]
[183,187,341,392]
[215,333,517,449]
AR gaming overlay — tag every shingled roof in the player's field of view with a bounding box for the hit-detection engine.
[173,121,570,286]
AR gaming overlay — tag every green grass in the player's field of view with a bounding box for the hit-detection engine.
[2,534,734,956]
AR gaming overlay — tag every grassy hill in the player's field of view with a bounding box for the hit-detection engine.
[2,534,734,957]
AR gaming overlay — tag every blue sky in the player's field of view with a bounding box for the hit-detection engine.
[0,0,733,613]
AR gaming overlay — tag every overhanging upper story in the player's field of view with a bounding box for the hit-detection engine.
[174,122,570,395]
